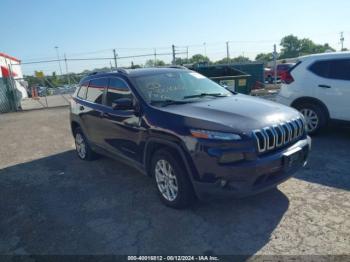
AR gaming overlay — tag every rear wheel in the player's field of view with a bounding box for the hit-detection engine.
[74,127,98,161]
[151,149,195,208]
[295,103,327,135]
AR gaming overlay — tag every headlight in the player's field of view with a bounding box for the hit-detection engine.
[190,129,241,141]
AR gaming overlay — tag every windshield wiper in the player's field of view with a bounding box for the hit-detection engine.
[183,93,229,99]
[150,99,190,107]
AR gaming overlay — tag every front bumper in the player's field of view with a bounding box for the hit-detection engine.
[192,136,311,199]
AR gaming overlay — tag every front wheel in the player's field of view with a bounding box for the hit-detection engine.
[151,149,195,208]
[295,103,327,135]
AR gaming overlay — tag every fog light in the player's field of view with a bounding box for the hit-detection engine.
[219,152,244,164]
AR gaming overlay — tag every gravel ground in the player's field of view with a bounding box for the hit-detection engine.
[0,107,349,256]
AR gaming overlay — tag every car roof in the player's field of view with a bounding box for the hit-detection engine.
[80,67,190,83]
[299,51,350,61]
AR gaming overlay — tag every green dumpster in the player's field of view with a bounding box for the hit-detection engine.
[189,65,252,94]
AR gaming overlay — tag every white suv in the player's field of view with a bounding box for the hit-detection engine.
[276,52,350,134]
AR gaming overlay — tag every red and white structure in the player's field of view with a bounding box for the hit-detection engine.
[0,52,28,99]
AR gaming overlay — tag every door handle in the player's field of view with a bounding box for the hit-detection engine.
[79,105,85,111]
[101,112,111,118]
[318,84,331,88]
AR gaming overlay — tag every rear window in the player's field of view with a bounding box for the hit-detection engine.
[87,78,108,104]
[329,59,350,80]
[309,59,350,80]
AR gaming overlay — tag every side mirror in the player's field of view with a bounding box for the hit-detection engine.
[112,98,133,110]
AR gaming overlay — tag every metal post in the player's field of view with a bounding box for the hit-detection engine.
[113,49,118,68]
[154,48,157,67]
[186,46,189,61]
[273,44,278,85]
[226,41,230,63]
[64,54,70,86]
[54,46,63,75]
[172,45,176,65]
[340,32,344,51]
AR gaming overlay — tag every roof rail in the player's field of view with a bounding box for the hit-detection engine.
[88,71,100,76]
[166,65,188,69]
[116,68,129,74]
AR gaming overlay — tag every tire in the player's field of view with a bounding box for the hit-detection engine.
[294,102,327,135]
[151,149,195,208]
[74,127,98,161]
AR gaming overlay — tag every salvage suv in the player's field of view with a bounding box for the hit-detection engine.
[70,67,311,208]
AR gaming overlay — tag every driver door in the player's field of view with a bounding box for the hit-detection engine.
[100,77,143,162]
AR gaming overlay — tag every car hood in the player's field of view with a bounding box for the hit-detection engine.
[157,94,301,134]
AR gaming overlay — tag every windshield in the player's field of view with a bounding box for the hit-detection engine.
[131,71,232,105]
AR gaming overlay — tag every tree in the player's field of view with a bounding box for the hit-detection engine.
[189,54,211,64]
[145,59,166,67]
[280,35,302,59]
[255,52,273,63]
[214,56,251,64]
[231,56,251,63]
[175,57,190,65]
[279,35,335,59]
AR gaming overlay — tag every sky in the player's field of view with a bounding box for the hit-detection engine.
[1,0,350,75]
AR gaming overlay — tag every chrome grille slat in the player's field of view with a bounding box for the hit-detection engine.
[253,118,305,153]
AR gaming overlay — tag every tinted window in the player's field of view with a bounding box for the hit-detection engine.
[77,81,88,99]
[329,59,350,80]
[106,78,132,107]
[309,60,330,78]
[87,78,108,104]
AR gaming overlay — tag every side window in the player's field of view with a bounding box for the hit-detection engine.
[329,59,350,81]
[77,81,88,99]
[87,78,108,104]
[106,78,132,107]
[309,60,330,78]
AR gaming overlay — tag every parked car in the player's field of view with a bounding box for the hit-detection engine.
[70,67,311,208]
[277,52,350,134]
[265,63,295,83]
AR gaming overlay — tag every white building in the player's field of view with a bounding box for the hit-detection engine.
[0,52,28,98]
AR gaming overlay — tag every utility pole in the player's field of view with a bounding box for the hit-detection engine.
[64,53,70,86]
[340,32,345,51]
[203,42,207,57]
[113,49,118,68]
[54,46,63,75]
[154,48,157,67]
[273,44,278,85]
[172,45,176,65]
[226,41,230,63]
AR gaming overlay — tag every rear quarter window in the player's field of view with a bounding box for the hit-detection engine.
[77,81,89,99]
[309,60,330,78]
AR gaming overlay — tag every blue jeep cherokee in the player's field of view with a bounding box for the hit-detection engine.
[70,67,311,208]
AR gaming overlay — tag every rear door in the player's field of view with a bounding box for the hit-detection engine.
[100,77,143,162]
[309,58,350,121]
[83,77,108,146]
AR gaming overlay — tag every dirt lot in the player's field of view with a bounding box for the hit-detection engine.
[0,107,349,255]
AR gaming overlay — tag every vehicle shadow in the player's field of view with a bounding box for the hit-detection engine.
[294,125,350,191]
[0,150,289,256]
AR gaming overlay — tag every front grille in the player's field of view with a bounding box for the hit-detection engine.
[253,118,305,153]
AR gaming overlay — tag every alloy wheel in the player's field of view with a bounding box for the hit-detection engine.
[155,159,178,201]
[300,108,319,133]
